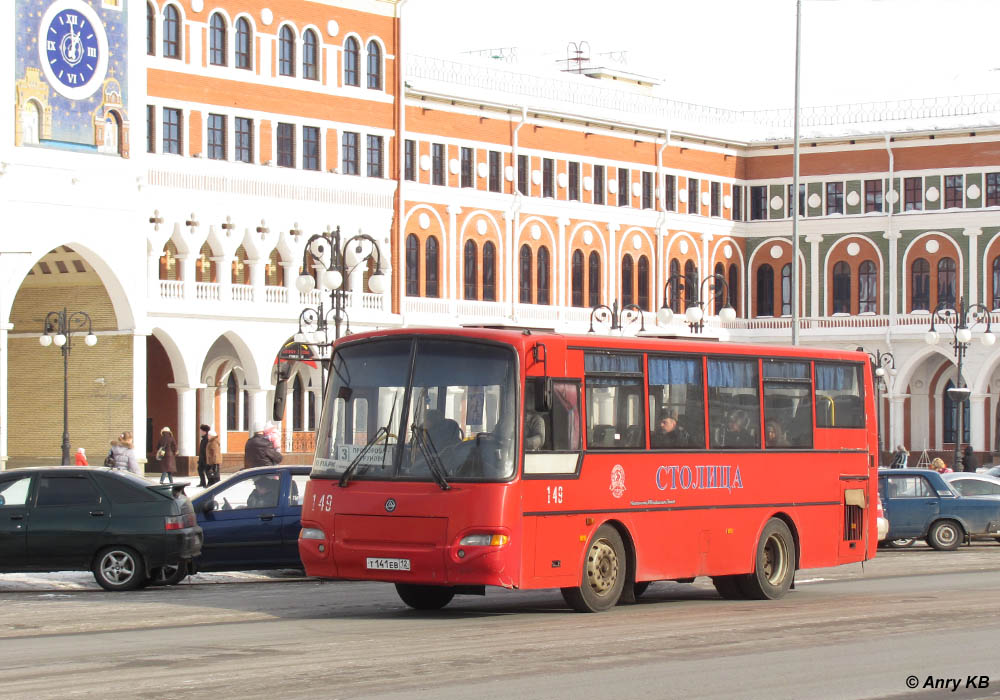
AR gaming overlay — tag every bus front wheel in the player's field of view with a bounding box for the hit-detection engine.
[395,583,455,610]
[562,524,627,613]
[739,518,796,600]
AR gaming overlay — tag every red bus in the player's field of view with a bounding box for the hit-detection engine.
[298,327,877,612]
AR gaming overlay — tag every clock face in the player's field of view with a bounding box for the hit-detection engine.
[38,0,109,100]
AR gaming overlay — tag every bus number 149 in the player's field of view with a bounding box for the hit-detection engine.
[546,485,564,504]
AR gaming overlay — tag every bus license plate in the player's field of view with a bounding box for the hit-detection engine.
[366,557,411,571]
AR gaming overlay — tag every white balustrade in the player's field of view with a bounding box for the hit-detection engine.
[194,282,220,301]
[265,286,288,304]
[231,284,254,302]
[159,280,184,299]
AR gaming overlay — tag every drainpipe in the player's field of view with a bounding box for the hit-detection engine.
[655,129,671,312]
[509,106,527,321]
[394,0,409,320]
[885,134,896,325]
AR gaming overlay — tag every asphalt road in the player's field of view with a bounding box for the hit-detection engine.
[2,544,1000,700]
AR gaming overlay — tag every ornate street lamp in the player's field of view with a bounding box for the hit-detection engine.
[657,273,737,333]
[39,308,97,465]
[866,348,896,457]
[589,299,645,334]
[925,297,995,470]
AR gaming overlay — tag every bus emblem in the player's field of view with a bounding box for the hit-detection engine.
[385,498,397,513]
[610,465,626,499]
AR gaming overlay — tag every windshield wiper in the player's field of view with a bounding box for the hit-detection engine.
[339,392,398,488]
[410,426,451,491]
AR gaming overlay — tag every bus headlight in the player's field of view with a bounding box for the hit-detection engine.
[459,534,509,547]
[300,528,326,540]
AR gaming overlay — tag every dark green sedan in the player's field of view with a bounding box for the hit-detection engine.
[0,467,202,590]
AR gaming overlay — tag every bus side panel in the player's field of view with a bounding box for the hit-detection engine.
[529,515,593,589]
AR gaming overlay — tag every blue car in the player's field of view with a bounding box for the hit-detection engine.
[190,465,311,572]
[878,468,1000,550]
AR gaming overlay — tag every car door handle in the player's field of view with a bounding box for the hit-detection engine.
[9,514,23,521]
[259,514,274,521]
[90,510,105,517]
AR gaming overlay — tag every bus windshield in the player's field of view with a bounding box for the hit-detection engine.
[313,337,518,482]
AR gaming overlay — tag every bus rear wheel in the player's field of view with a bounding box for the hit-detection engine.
[562,524,626,613]
[739,518,796,600]
[395,583,455,610]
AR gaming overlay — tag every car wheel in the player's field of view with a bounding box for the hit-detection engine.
[927,520,962,551]
[886,538,916,548]
[148,561,188,586]
[93,546,147,591]
[394,584,455,610]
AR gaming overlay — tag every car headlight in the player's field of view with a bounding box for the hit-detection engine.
[459,534,509,547]
[300,528,326,540]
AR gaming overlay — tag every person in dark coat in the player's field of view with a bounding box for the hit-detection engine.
[962,445,978,473]
[889,445,909,469]
[156,427,178,484]
[244,422,283,469]
[197,424,211,487]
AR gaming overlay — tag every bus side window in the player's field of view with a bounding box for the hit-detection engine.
[815,362,864,428]
[526,379,581,452]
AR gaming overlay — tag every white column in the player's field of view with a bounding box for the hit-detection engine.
[504,209,516,319]
[806,233,822,317]
[147,251,160,300]
[447,204,461,309]
[0,322,9,470]
[132,333,148,469]
[170,384,199,457]
[281,261,298,308]
[607,223,620,301]
[198,386,216,430]
[885,231,901,317]
[179,253,195,300]
[557,216,569,308]
[218,388,229,452]
[214,255,232,302]
[655,224,667,311]
[971,393,987,452]
[248,257,264,303]
[247,386,271,434]
[966,227,982,307]
[889,395,907,452]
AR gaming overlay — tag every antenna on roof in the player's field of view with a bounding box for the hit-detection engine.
[566,41,590,74]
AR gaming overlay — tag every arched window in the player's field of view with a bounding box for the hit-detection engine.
[302,29,318,80]
[425,237,439,298]
[621,255,634,307]
[938,257,956,308]
[684,260,698,309]
[943,379,970,445]
[159,240,180,281]
[405,234,419,296]
[571,250,584,307]
[463,240,478,300]
[209,13,226,66]
[242,381,249,431]
[266,249,283,287]
[147,2,156,56]
[367,40,382,90]
[858,260,877,313]
[781,263,792,315]
[728,263,740,317]
[911,257,930,311]
[669,258,681,311]
[519,245,532,304]
[588,251,601,307]
[537,247,550,305]
[344,37,360,86]
[483,242,496,301]
[832,261,851,314]
[235,18,252,70]
[232,245,249,284]
[757,264,775,316]
[307,386,316,431]
[713,262,725,313]
[226,373,238,431]
[637,256,650,311]
[993,256,1000,310]
[162,4,181,59]
[196,242,215,283]
[278,25,295,77]
[292,375,304,432]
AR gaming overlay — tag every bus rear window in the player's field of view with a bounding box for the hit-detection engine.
[815,362,864,428]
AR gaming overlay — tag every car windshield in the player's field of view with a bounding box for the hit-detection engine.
[313,337,517,482]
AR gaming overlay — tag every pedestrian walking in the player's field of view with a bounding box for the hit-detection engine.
[889,445,909,469]
[197,424,211,487]
[75,447,88,466]
[206,428,222,485]
[155,427,177,484]
[962,445,978,473]
[244,422,282,469]
[108,431,139,474]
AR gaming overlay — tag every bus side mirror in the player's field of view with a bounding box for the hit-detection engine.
[534,377,553,412]
[272,378,287,422]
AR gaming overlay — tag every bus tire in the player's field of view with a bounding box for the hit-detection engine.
[561,525,626,613]
[739,518,796,600]
[395,583,455,610]
[712,575,746,600]
[927,520,962,551]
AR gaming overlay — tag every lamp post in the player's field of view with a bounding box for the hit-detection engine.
[867,349,895,459]
[39,308,97,465]
[588,299,645,334]
[925,297,995,470]
[656,273,737,333]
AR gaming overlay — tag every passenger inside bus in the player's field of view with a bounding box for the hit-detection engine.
[765,420,789,448]
[423,409,462,451]
[651,409,691,448]
[523,382,547,451]
[722,409,755,448]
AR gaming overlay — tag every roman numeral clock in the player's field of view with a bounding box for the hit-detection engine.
[38,0,109,100]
